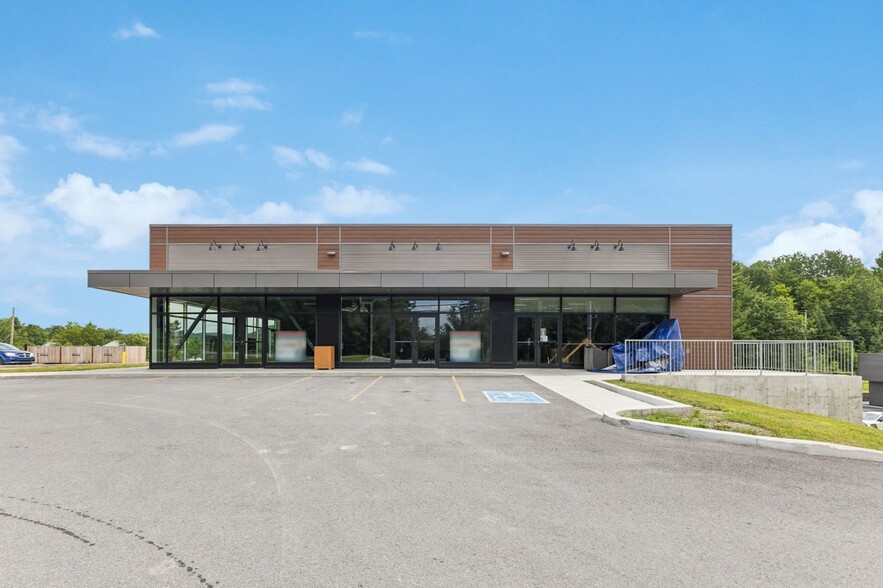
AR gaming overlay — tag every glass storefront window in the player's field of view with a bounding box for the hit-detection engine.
[266,298,316,363]
[165,297,219,363]
[391,298,439,313]
[439,298,490,363]
[514,297,560,313]
[341,298,391,363]
[616,297,669,314]
[562,297,614,313]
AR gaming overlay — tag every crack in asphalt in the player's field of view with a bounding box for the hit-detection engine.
[1,495,220,587]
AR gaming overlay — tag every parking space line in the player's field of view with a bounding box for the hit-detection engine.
[350,376,383,401]
[451,375,466,403]
[237,376,313,400]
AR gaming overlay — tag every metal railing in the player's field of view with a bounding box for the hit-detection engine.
[623,339,854,375]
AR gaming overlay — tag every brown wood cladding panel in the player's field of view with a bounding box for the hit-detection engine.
[165,226,318,243]
[318,226,339,242]
[670,226,731,244]
[670,296,733,339]
[149,244,167,270]
[341,226,492,243]
[490,225,514,244]
[671,244,732,294]
[492,245,513,270]
[149,226,167,270]
[514,226,669,244]
[317,245,340,270]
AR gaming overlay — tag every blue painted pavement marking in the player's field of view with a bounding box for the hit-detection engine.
[483,391,549,404]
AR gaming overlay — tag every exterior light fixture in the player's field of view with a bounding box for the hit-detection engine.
[388,241,396,251]
[412,241,419,251]
[208,239,222,251]
[326,250,337,256]
[500,251,511,257]
[591,239,600,251]
[256,240,269,252]
[232,239,244,252]
[568,239,576,251]
[614,239,624,251]
[436,242,442,251]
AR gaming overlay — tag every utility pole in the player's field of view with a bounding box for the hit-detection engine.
[10,307,14,346]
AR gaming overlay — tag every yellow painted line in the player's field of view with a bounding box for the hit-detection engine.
[237,376,312,400]
[349,375,383,401]
[451,375,466,403]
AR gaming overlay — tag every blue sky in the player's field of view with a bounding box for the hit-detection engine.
[1,1,882,333]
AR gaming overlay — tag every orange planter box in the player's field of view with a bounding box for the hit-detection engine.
[314,346,335,370]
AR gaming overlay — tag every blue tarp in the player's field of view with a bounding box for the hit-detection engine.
[608,318,684,373]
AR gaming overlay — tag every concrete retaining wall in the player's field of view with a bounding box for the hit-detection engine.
[622,373,863,423]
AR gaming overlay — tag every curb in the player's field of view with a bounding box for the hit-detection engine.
[599,382,883,464]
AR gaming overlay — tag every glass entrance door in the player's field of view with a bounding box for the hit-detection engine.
[515,315,560,367]
[394,314,437,366]
[220,314,264,367]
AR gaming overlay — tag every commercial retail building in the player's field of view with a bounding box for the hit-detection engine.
[87,224,732,369]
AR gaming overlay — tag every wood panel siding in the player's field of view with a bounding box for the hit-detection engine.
[318,226,339,243]
[513,244,669,271]
[670,226,731,244]
[670,244,732,295]
[670,296,733,339]
[514,226,669,244]
[492,245,513,270]
[166,226,318,243]
[149,226,167,270]
[318,245,340,270]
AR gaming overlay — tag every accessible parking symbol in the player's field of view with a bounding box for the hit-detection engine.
[483,391,549,404]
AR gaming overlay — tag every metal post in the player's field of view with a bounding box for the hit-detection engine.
[714,341,718,375]
[758,341,763,376]
[624,341,629,375]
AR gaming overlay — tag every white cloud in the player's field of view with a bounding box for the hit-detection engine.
[340,109,364,126]
[837,160,865,171]
[206,78,263,94]
[36,109,79,134]
[751,190,883,263]
[208,95,272,111]
[305,148,334,170]
[799,200,837,220]
[34,107,140,159]
[44,173,201,249]
[753,223,864,261]
[344,157,393,175]
[244,202,326,224]
[380,135,395,146]
[68,133,140,159]
[855,190,883,253]
[272,145,304,167]
[170,124,241,147]
[113,21,159,40]
[0,134,25,197]
[352,31,411,43]
[315,185,409,216]
[203,78,271,111]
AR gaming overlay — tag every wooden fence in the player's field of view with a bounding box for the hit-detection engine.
[27,346,147,365]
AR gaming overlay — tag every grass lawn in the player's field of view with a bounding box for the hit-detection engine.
[617,381,883,452]
[863,380,869,392]
[0,363,148,373]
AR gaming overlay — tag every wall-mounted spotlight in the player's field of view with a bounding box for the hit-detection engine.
[568,239,577,251]
[388,241,396,251]
[500,250,511,257]
[614,239,624,252]
[412,241,419,251]
[208,239,222,251]
[256,240,269,252]
[232,239,244,252]
[591,239,600,251]
[436,241,442,251]
[326,250,337,256]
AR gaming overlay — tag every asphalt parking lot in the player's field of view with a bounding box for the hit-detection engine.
[1,372,881,587]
